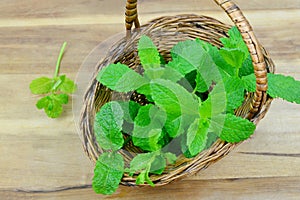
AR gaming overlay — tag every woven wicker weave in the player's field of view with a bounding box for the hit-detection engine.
[80,0,275,186]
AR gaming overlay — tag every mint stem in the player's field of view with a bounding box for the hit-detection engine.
[54,42,67,78]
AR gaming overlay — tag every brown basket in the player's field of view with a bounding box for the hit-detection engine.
[80,0,275,186]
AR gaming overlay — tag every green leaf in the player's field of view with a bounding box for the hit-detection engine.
[224,77,245,112]
[44,96,63,118]
[150,79,199,118]
[186,118,209,157]
[167,40,221,87]
[267,73,300,104]
[36,94,68,118]
[151,79,199,138]
[195,72,209,93]
[163,152,177,164]
[132,104,166,151]
[97,63,148,92]
[242,73,256,92]
[220,26,249,55]
[180,133,193,158]
[164,116,184,138]
[30,77,54,94]
[94,101,124,151]
[196,39,235,78]
[138,35,161,69]
[92,152,124,195]
[210,114,256,143]
[204,132,219,149]
[239,55,254,77]
[59,76,77,94]
[143,67,183,82]
[209,77,245,113]
[118,101,141,134]
[219,48,245,70]
[150,154,166,175]
[118,101,141,123]
[167,40,202,76]
[127,151,158,173]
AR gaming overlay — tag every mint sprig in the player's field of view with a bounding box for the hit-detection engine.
[29,42,77,118]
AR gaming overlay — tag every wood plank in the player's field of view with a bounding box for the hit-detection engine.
[0,10,299,75]
[1,177,299,200]
[0,0,299,20]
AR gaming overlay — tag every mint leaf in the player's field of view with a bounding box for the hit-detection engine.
[167,40,201,76]
[94,101,124,151]
[151,79,199,137]
[127,152,157,173]
[164,116,184,138]
[36,94,68,118]
[210,114,256,143]
[223,77,245,112]
[209,77,245,113]
[138,35,161,69]
[220,26,248,55]
[132,104,166,151]
[118,101,141,123]
[242,73,256,92]
[30,77,54,94]
[150,79,199,118]
[150,154,166,175]
[97,63,148,92]
[118,101,141,134]
[219,26,251,77]
[205,132,219,149]
[92,152,124,195]
[200,91,226,119]
[167,40,221,87]
[186,118,209,156]
[243,73,300,104]
[143,67,183,82]
[133,129,163,152]
[219,48,245,70]
[163,152,177,164]
[196,39,235,78]
[195,72,209,93]
[59,76,77,94]
[52,93,68,104]
[239,55,254,77]
[267,73,300,104]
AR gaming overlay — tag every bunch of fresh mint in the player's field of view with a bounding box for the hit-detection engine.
[92,27,300,195]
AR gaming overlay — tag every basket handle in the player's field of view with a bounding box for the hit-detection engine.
[125,0,268,117]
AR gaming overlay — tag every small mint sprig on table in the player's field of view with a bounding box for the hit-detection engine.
[29,42,77,118]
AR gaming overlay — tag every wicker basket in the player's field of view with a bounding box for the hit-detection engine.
[80,0,275,186]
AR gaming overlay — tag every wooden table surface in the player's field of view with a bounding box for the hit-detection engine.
[0,0,299,199]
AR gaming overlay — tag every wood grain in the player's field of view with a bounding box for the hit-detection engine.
[0,0,299,199]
